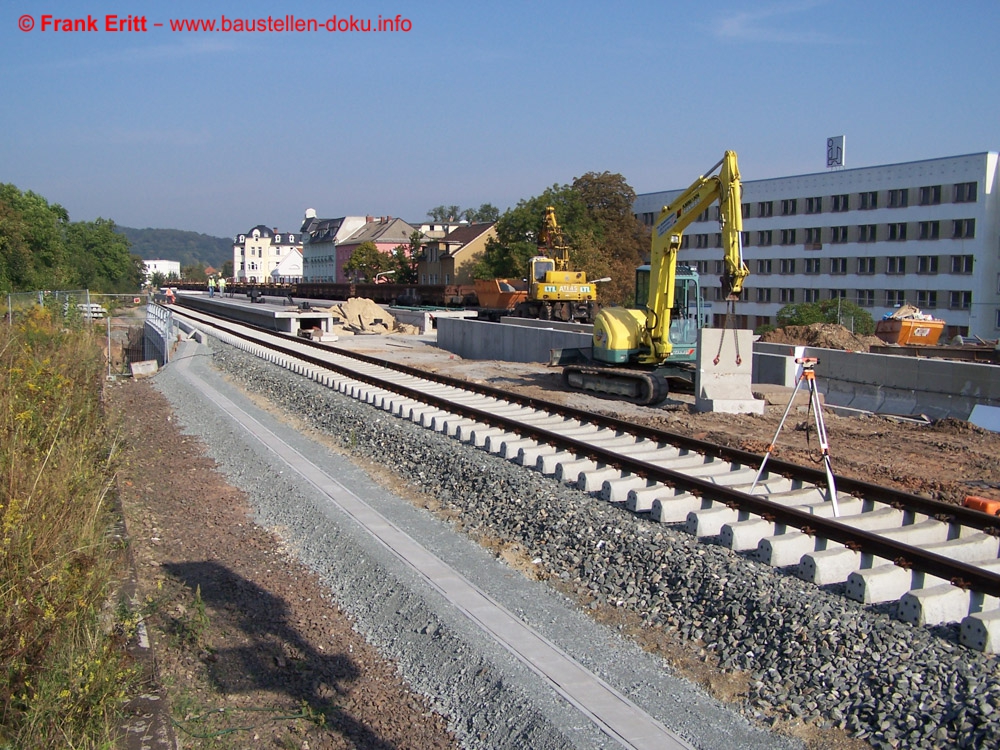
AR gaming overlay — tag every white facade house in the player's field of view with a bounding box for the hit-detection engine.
[299,210,369,282]
[143,259,181,282]
[233,225,304,282]
[634,152,1000,339]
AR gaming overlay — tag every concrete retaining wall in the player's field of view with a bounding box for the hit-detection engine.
[754,342,1000,420]
[437,318,592,363]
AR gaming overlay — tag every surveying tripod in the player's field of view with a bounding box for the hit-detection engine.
[748,357,840,517]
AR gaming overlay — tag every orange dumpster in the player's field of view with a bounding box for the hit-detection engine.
[875,318,945,346]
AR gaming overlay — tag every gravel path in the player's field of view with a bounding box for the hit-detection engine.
[156,333,1000,750]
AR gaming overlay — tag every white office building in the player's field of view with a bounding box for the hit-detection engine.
[634,152,1000,340]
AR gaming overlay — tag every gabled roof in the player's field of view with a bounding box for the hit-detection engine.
[342,217,417,246]
[442,222,495,246]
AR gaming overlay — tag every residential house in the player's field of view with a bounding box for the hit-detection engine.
[334,216,418,284]
[299,209,369,282]
[418,222,497,286]
[233,225,303,283]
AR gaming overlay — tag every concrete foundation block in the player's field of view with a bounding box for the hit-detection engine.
[898,584,971,626]
[757,531,820,567]
[517,443,556,467]
[538,451,580,476]
[554,458,601,483]
[695,329,765,415]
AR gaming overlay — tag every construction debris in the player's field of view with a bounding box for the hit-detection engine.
[758,323,882,352]
[323,297,419,336]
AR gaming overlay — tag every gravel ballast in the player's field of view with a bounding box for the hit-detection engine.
[156,335,1000,750]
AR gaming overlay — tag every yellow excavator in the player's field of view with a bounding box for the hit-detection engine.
[511,206,599,323]
[561,151,750,404]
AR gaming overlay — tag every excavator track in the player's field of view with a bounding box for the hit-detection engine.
[562,364,669,406]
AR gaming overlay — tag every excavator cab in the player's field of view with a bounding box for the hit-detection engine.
[635,264,702,359]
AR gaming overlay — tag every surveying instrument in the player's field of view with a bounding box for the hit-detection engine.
[748,357,840,517]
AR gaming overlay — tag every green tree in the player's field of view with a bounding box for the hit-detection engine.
[64,218,143,293]
[220,260,234,279]
[427,205,463,222]
[470,173,647,305]
[776,299,875,335]
[386,245,418,284]
[182,262,208,282]
[462,203,500,223]
[0,184,71,291]
[343,241,388,283]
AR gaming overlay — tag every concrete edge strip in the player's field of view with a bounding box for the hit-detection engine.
[172,346,693,750]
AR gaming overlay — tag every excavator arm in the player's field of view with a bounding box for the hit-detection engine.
[641,151,748,363]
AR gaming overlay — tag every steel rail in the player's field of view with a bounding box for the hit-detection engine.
[172,304,1000,598]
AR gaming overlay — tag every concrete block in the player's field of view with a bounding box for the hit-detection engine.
[898,584,971,626]
[577,466,624,493]
[553,457,601,483]
[626,484,671,512]
[798,546,857,585]
[845,564,913,603]
[538,451,580,476]
[130,360,158,378]
[721,518,775,551]
[961,609,1000,653]
[685,506,744,537]
[650,493,707,522]
[695,329,765,414]
[601,475,650,503]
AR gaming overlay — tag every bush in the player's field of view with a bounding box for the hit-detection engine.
[0,307,138,747]
[775,299,875,336]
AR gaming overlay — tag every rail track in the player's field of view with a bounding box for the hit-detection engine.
[167,302,1000,653]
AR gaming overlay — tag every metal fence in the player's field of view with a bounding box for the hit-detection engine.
[4,290,176,376]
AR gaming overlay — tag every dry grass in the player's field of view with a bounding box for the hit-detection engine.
[0,307,138,748]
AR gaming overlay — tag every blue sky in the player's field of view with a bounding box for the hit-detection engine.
[2,1,998,238]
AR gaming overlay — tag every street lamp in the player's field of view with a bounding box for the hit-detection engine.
[374,270,396,283]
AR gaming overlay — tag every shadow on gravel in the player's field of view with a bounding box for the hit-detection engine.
[163,560,403,750]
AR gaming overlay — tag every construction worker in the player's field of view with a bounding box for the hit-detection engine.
[208,276,216,297]
[218,276,227,296]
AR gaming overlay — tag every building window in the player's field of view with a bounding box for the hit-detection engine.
[919,185,942,205]
[757,259,772,274]
[856,289,875,307]
[779,258,796,274]
[832,194,850,212]
[954,182,978,203]
[888,189,909,208]
[951,254,973,274]
[758,230,773,246]
[858,224,877,242]
[830,289,847,300]
[996,309,1000,329]
[806,196,823,214]
[695,234,710,248]
[886,290,906,307]
[741,203,751,219]
[680,235,690,248]
[830,257,847,274]
[917,255,939,274]
[952,219,976,239]
[714,260,724,274]
[949,291,972,309]
[756,287,771,302]
[918,221,940,240]
[804,258,821,274]
[779,288,795,303]
[917,290,938,309]
[804,289,820,303]
[888,222,907,241]
[857,257,875,274]
[886,256,906,274]
[714,233,723,248]
[781,198,797,216]
[780,228,797,245]
[859,191,878,210]
[831,226,848,243]
[805,227,822,245]
[758,201,774,217]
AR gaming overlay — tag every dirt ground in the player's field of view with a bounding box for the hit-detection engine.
[109,379,458,750]
[108,333,1000,749]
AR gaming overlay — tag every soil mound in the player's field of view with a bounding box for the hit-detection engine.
[758,323,881,352]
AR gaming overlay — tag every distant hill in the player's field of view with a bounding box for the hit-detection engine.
[116,226,231,269]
